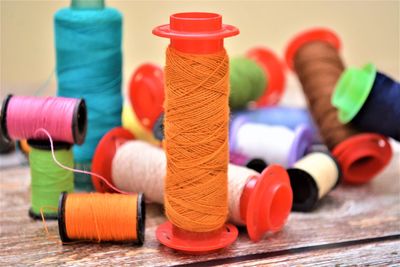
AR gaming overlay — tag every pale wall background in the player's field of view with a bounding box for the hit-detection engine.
[1,0,399,98]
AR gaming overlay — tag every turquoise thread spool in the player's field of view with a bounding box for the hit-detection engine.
[54,0,122,191]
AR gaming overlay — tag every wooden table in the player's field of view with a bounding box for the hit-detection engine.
[1,153,399,266]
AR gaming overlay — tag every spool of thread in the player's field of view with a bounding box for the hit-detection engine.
[28,140,74,219]
[285,28,393,184]
[54,0,123,163]
[152,12,240,253]
[91,127,293,242]
[129,64,165,132]
[1,95,87,145]
[233,106,320,143]
[229,116,313,168]
[230,47,286,109]
[58,192,145,244]
[332,63,400,141]
[287,152,341,212]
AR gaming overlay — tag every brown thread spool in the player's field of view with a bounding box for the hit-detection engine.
[287,35,358,150]
[285,28,392,184]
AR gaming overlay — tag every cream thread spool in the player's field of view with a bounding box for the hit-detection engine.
[91,127,293,242]
[287,152,341,211]
[230,117,313,168]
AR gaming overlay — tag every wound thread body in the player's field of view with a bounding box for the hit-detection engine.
[59,192,144,244]
[229,57,267,109]
[54,7,123,163]
[30,145,74,218]
[351,72,400,141]
[293,41,358,149]
[163,46,230,233]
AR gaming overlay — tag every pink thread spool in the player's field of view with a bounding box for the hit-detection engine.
[1,95,87,145]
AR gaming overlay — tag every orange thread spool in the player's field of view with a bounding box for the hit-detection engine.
[153,12,239,253]
[58,192,145,244]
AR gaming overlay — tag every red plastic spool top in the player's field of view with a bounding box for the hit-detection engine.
[240,165,293,241]
[153,12,239,253]
[285,28,341,70]
[153,12,239,54]
[129,63,164,131]
[92,127,135,193]
[246,47,286,106]
[332,133,392,184]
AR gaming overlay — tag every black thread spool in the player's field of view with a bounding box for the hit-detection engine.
[287,152,341,212]
[58,192,145,245]
[0,95,87,145]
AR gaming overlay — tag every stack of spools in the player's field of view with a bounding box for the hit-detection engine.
[1,95,87,219]
[54,0,123,191]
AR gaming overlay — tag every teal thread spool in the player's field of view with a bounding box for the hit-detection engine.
[54,0,123,191]
[28,141,74,219]
[230,57,267,110]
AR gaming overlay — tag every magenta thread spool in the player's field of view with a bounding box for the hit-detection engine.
[1,95,87,145]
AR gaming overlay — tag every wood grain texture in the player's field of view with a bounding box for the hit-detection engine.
[0,153,399,266]
[219,240,400,266]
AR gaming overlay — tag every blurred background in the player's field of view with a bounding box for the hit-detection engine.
[1,0,399,100]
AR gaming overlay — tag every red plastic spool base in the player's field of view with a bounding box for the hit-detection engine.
[285,28,341,70]
[92,127,135,193]
[156,222,238,254]
[240,165,293,241]
[332,133,392,184]
[246,48,286,107]
[129,63,164,132]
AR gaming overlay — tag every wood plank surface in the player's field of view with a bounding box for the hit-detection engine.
[0,153,399,266]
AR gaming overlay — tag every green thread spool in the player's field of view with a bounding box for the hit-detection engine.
[229,57,268,110]
[29,143,74,219]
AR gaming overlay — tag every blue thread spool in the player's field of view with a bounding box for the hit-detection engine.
[233,106,321,143]
[333,63,400,141]
[54,0,122,190]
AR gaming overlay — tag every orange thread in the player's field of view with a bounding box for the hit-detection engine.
[64,193,139,242]
[164,46,230,233]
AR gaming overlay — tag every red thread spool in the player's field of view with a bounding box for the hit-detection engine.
[153,13,239,253]
[246,47,286,106]
[92,127,293,242]
[285,28,392,184]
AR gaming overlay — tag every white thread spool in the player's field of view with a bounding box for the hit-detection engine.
[287,152,340,211]
[230,119,313,168]
[111,140,293,241]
